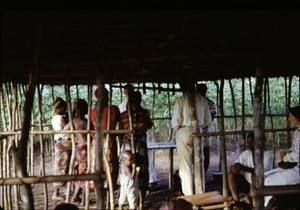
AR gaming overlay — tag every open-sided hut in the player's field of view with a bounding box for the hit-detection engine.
[1,9,300,209]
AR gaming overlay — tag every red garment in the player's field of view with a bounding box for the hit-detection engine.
[90,105,120,189]
[90,105,120,130]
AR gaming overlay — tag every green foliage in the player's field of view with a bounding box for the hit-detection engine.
[1,76,299,145]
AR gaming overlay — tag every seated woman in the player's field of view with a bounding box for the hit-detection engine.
[264,105,300,208]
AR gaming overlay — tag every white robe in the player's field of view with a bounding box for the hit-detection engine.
[264,129,300,206]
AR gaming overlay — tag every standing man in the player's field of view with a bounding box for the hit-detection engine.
[171,79,211,196]
[119,83,159,191]
[196,83,216,173]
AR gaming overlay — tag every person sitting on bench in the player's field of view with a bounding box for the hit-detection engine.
[228,133,273,208]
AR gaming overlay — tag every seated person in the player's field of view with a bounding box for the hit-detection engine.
[228,133,273,208]
[264,105,300,208]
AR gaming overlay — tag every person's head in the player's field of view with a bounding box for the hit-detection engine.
[54,203,79,210]
[52,97,67,116]
[288,105,300,127]
[246,133,255,151]
[73,98,88,116]
[128,91,142,108]
[94,87,109,104]
[179,78,196,93]
[196,83,207,96]
[123,83,134,98]
[121,150,135,167]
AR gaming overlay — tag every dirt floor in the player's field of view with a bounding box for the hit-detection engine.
[28,138,239,210]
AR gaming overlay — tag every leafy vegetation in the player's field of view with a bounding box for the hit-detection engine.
[1,76,299,145]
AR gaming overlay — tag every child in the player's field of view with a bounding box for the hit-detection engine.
[119,150,139,210]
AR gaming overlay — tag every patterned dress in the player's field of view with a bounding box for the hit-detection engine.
[119,107,153,191]
[90,105,120,189]
[51,114,71,190]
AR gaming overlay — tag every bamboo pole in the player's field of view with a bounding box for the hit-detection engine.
[219,79,228,197]
[95,75,105,210]
[150,83,156,169]
[65,84,75,203]
[0,129,130,136]
[84,83,92,209]
[229,79,240,156]
[253,68,264,209]
[213,81,222,171]
[37,85,48,210]
[106,83,114,209]
[241,78,246,151]
[167,83,174,190]
[287,76,292,148]
[0,173,100,185]
[0,84,7,207]
[266,78,276,168]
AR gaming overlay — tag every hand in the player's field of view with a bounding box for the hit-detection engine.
[231,163,242,173]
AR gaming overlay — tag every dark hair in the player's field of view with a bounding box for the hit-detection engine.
[247,132,254,140]
[124,83,134,89]
[53,97,67,108]
[196,83,207,94]
[128,91,142,107]
[74,98,88,115]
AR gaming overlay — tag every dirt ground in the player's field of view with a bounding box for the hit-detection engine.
[29,138,239,210]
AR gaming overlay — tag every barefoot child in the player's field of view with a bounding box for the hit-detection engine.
[119,150,139,210]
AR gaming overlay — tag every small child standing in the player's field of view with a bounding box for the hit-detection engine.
[119,150,139,210]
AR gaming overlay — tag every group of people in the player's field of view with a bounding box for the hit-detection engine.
[170,78,299,209]
[51,79,300,209]
[51,84,155,209]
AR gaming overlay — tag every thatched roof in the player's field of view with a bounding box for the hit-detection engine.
[1,9,300,85]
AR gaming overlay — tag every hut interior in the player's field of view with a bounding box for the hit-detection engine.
[1,9,300,210]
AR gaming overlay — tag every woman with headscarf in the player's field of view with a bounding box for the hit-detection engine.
[51,97,71,200]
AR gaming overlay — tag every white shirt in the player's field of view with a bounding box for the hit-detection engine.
[171,92,212,130]
[51,114,67,140]
[283,129,300,164]
[234,150,274,183]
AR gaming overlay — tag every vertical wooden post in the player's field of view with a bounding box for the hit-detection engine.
[65,84,75,203]
[219,79,228,197]
[94,75,105,210]
[241,78,246,150]
[253,68,264,209]
[229,79,240,156]
[85,83,92,209]
[37,85,48,210]
[194,131,204,193]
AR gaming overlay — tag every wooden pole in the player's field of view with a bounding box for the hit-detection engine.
[95,75,105,210]
[37,85,48,210]
[65,84,75,203]
[219,79,228,197]
[241,78,246,151]
[229,79,240,156]
[253,68,264,209]
[84,83,92,209]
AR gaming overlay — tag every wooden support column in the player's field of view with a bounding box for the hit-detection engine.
[253,68,264,209]
[95,75,105,210]
[65,84,75,203]
[37,85,48,210]
[219,79,228,197]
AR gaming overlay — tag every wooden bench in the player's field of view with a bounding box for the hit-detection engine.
[179,191,232,210]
